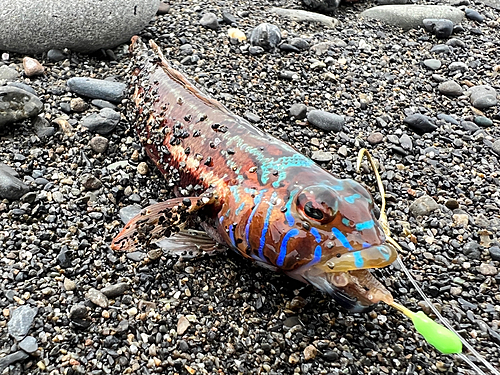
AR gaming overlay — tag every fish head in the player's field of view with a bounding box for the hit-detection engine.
[284,180,398,312]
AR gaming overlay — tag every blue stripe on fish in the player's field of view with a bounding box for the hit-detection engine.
[345,194,361,204]
[332,185,344,191]
[331,227,353,251]
[377,245,391,261]
[245,190,266,247]
[284,189,298,227]
[355,219,374,231]
[277,228,299,267]
[229,224,236,247]
[353,251,364,268]
[235,202,245,216]
[311,245,322,264]
[258,192,277,260]
[310,227,321,243]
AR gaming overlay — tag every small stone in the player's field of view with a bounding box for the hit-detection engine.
[474,116,493,127]
[479,263,498,276]
[81,175,102,190]
[137,162,149,175]
[438,80,463,96]
[250,23,281,50]
[119,204,142,224]
[307,110,345,132]
[22,57,44,77]
[289,38,310,50]
[469,85,498,109]
[8,305,38,341]
[300,0,341,12]
[489,246,500,261]
[423,59,442,70]
[323,350,339,362]
[289,353,300,364]
[403,114,437,133]
[367,132,384,145]
[47,49,66,62]
[289,103,307,119]
[199,13,219,30]
[244,111,261,123]
[177,315,191,335]
[304,345,318,360]
[101,283,130,298]
[449,62,468,72]
[430,44,451,54]
[271,7,339,28]
[63,278,76,291]
[85,288,109,308]
[69,304,88,320]
[311,151,333,162]
[465,8,484,22]
[492,140,500,156]
[437,113,459,125]
[228,28,246,42]
[91,99,117,110]
[445,198,459,209]
[249,46,265,55]
[19,336,38,353]
[70,97,88,112]
[0,169,30,200]
[423,19,454,39]
[0,86,43,127]
[222,11,238,25]
[81,108,120,134]
[0,351,29,372]
[453,213,469,226]
[67,77,126,103]
[89,135,109,153]
[148,248,163,260]
[0,65,19,81]
[447,38,466,47]
[409,195,439,216]
[157,2,170,15]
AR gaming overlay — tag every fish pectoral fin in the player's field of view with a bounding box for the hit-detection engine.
[111,192,218,252]
[155,229,223,259]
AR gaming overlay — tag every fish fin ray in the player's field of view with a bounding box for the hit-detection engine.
[155,229,223,259]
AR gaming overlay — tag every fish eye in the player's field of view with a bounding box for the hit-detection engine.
[296,186,338,224]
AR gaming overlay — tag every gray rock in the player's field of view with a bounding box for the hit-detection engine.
[447,38,466,48]
[244,111,261,123]
[47,49,67,62]
[85,288,109,308]
[250,23,281,50]
[361,5,464,30]
[403,114,437,133]
[0,86,43,127]
[67,77,126,103]
[7,82,37,95]
[492,139,500,155]
[469,85,498,109]
[399,134,413,151]
[0,65,19,81]
[430,44,451,54]
[0,162,19,177]
[289,103,308,119]
[482,0,500,10]
[0,169,30,200]
[19,336,38,353]
[119,204,142,224]
[271,7,339,28]
[461,121,479,132]
[449,62,468,72]
[465,8,484,22]
[91,99,117,110]
[69,304,89,320]
[409,195,439,216]
[311,151,333,162]
[474,116,492,127]
[8,305,38,341]
[438,80,463,96]
[422,19,454,39]
[199,13,219,30]
[423,59,442,70]
[80,174,103,190]
[307,110,345,132]
[33,115,56,139]
[89,135,109,153]
[81,108,120,134]
[300,0,340,12]
[289,38,310,50]
[0,350,29,373]
[222,11,237,25]
[0,0,160,54]
[437,113,459,125]
[489,246,500,261]
[101,282,130,298]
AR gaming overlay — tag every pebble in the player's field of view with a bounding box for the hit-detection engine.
[447,38,466,47]
[91,99,117,110]
[46,49,66,62]
[270,7,339,28]
[244,111,261,123]
[367,132,384,145]
[0,0,159,53]
[492,140,500,155]
[300,0,341,12]
[89,135,109,153]
[399,134,413,150]
[199,12,219,30]
[438,80,463,96]
[474,116,493,127]
[70,97,88,112]
[85,288,109,308]
[157,2,170,15]
[479,263,498,276]
[489,246,500,261]
[307,110,345,132]
[0,86,43,127]
[469,85,498,109]
[0,351,29,372]
[423,59,442,70]
[222,11,237,25]
[69,304,88,320]
[250,23,281,50]
[101,283,130,298]
[311,150,333,162]
[228,28,246,42]
[19,336,38,353]
[137,162,149,175]
[249,46,265,55]
[80,174,102,190]
[303,345,318,360]
[289,103,307,119]
[437,113,459,125]
[430,44,452,54]
[63,278,76,291]
[462,120,480,131]
[22,57,44,77]
[360,5,464,30]
[403,114,437,133]
[422,19,454,39]
[67,77,126,103]
[177,315,191,335]
[7,305,38,341]
[449,62,468,72]
[119,204,142,224]
[465,8,485,22]
[409,195,439,216]
[0,168,30,200]
[81,108,120,134]
[0,65,19,81]
[289,38,310,50]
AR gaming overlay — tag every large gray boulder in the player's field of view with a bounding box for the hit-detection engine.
[0,0,160,54]
[361,5,464,30]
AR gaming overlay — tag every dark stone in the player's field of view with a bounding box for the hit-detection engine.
[301,0,340,12]
[81,108,120,134]
[222,11,237,25]
[101,283,130,298]
[47,49,67,62]
[289,103,307,119]
[250,23,281,50]
[307,110,345,132]
[465,8,484,22]
[0,86,43,127]
[489,246,500,261]
[403,114,437,133]
[463,241,481,260]
[67,77,126,103]
[422,19,454,39]
[289,38,310,50]
[0,351,29,372]
[0,169,30,200]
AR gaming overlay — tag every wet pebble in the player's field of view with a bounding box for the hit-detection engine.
[7,305,38,341]
[437,113,459,125]
[85,288,109,308]
[250,23,281,50]
[307,110,345,132]
[409,195,439,216]
[81,107,120,134]
[489,246,500,261]
[474,116,492,127]
[469,85,498,109]
[0,86,43,127]
[438,80,463,96]
[423,19,454,38]
[101,282,130,298]
[222,11,237,25]
[403,114,437,133]
[199,12,219,30]
[67,77,126,103]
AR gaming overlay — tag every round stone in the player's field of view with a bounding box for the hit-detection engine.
[199,13,219,30]
[307,110,345,132]
[0,0,160,53]
[250,23,281,50]
[438,80,463,96]
[423,59,442,70]
[423,19,454,39]
[403,114,437,133]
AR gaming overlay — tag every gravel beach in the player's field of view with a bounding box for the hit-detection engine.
[1,0,500,374]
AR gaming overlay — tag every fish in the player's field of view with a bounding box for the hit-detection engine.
[111,36,399,312]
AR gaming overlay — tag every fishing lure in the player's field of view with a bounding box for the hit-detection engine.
[112,37,499,373]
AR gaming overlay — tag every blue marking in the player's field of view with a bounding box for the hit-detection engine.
[355,219,374,231]
[235,202,245,216]
[353,251,364,268]
[229,224,236,247]
[258,192,278,259]
[345,194,362,204]
[310,227,321,243]
[284,189,298,227]
[306,245,323,267]
[277,228,300,267]
[332,185,344,191]
[377,246,391,261]
[245,190,267,246]
[331,227,353,251]
[341,218,351,227]
[229,186,240,203]
[219,216,224,225]
[362,242,371,248]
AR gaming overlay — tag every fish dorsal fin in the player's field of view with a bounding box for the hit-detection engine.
[149,40,232,115]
